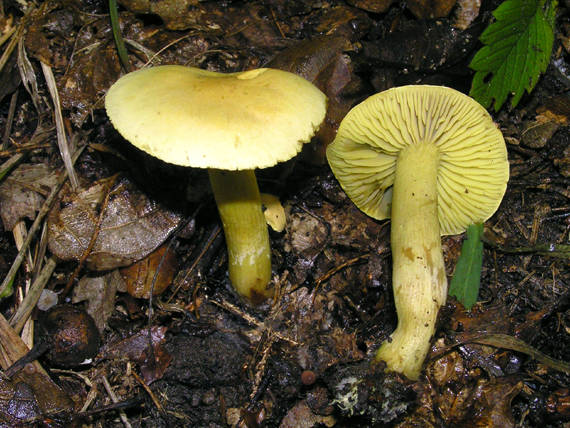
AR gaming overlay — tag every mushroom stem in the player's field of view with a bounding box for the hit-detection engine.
[374,142,447,380]
[208,169,272,303]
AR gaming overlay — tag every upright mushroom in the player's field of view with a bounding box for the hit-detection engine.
[105,65,326,303]
[326,85,508,379]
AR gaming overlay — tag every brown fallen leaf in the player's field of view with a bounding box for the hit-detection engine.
[0,163,58,230]
[466,377,523,428]
[407,0,458,19]
[47,175,182,271]
[346,0,395,13]
[118,0,204,30]
[453,0,482,30]
[120,244,178,299]
[73,270,126,333]
[98,326,171,384]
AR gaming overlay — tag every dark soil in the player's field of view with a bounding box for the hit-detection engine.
[0,0,568,427]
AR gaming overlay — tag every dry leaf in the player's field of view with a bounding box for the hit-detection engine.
[73,270,125,333]
[0,163,58,230]
[48,175,182,271]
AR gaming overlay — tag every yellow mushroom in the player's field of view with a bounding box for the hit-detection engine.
[326,85,509,379]
[105,65,326,303]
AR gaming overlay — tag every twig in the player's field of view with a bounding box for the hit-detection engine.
[0,145,85,297]
[132,370,164,413]
[482,237,570,259]
[0,153,25,181]
[101,375,133,428]
[0,142,53,158]
[10,257,57,334]
[1,89,18,150]
[210,299,300,346]
[0,20,20,74]
[269,7,286,39]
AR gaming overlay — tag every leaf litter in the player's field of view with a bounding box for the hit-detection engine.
[0,0,568,426]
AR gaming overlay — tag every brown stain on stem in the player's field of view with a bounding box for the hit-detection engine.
[403,247,415,261]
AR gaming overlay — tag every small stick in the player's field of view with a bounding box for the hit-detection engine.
[132,370,164,413]
[10,257,57,333]
[101,375,133,428]
[211,299,300,346]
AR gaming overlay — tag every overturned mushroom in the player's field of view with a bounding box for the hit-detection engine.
[326,85,508,379]
[105,65,326,303]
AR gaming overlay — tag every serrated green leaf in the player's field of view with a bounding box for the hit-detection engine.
[469,0,557,111]
[449,223,484,310]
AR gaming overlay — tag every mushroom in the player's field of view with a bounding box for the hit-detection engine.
[326,85,509,379]
[105,65,326,303]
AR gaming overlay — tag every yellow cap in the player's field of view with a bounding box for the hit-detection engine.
[105,66,327,170]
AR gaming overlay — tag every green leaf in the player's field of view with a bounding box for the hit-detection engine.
[449,223,484,310]
[0,275,13,299]
[469,0,557,111]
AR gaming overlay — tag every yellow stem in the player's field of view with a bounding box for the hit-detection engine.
[208,169,272,303]
[374,142,447,380]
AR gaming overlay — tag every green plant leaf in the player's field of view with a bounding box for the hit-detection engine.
[449,223,484,310]
[469,0,557,111]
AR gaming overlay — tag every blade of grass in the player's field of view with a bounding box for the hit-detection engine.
[41,62,79,190]
[109,0,131,72]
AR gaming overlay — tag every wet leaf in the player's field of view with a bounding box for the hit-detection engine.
[407,0,457,19]
[362,18,480,75]
[0,163,58,230]
[521,115,561,148]
[453,0,482,30]
[467,377,522,428]
[118,0,204,30]
[346,0,394,13]
[58,15,123,126]
[0,378,41,425]
[98,326,171,384]
[48,175,182,271]
[24,3,76,69]
[120,245,178,299]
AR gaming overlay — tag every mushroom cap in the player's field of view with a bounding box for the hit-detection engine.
[105,65,327,170]
[326,85,509,235]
